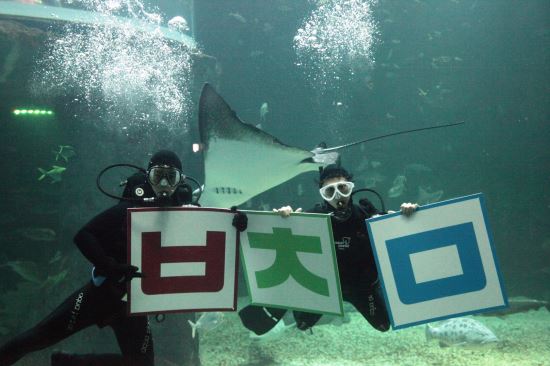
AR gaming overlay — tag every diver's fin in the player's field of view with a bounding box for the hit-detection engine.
[238,305,287,336]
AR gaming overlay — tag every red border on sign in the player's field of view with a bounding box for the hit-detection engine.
[126,207,240,316]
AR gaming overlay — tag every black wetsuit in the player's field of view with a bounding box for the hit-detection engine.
[239,199,390,334]
[0,190,190,366]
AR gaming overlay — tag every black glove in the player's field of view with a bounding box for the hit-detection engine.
[97,257,143,281]
[230,206,248,232]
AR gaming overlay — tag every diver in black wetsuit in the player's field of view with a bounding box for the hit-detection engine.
[239,164,417,335]
[0,150,247,366]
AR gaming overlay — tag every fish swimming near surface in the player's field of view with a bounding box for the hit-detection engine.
[426,317,498,348]
[198,84,464,208]
[187,312,225,338]
[37,165,66,183]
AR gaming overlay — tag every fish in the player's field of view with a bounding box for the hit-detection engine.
[187,312,225,338]
[37,165,66,183]
[197,84,464,208]
[426,317,498,348]
[249,318,297,343]
[388,175,407,198]
[198,84,338,208]
[228,12,247,24]
[416,186,443,204]
[52,145,75,162]
[405,163,432,173]
[259,102,269,122]
[0,261,42,285]
[479,297,549,317]
[16,227,56,242]
[42,269,69,289]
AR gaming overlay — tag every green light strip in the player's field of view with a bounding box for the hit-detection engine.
[13,109,54,116]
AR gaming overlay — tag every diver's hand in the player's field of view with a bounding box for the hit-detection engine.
[400,202,419,217]
[273,206,302,218]
[230,206,248,232]
[97,257,143,281]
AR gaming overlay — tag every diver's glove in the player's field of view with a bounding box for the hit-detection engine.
[97,257,143,281]
[230,206,248,232]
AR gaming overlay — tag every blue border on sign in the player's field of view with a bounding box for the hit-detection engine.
[366,193,508,330]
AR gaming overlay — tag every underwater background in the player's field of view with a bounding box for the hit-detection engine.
[0,0,548,365]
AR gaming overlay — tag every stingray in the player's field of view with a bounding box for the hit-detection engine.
[198,83,462,208]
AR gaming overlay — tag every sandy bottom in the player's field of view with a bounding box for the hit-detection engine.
[200,308,550,366]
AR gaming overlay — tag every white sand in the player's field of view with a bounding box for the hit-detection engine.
[200,308,550,366]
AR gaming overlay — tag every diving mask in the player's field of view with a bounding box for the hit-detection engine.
[319,181,354,201]
[147,165,182,187]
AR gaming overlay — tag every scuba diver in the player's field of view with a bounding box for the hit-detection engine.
[238,164,417,335]
[0,150,247,366]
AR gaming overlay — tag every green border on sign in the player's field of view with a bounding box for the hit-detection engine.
[239,210,343,316]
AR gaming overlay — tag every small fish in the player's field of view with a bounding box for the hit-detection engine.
[42,269,69,289]
[416,186,443,204]
[0,260,42,284]
[405,163,432,173]
[388,175,406,198]
[417,88,428,96]
[49,250,62,264]
[37,165,66,183]
[249,319,296,343]
[17,227,56,242]
[260,102,269,122]
[52,145,75,162]
[426,318,498,348]
[228,12,247,24]
[188,312,225,338]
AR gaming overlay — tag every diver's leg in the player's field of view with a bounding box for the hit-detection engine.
[238,305,287,335]
[111,315,154,366]
[0,282,98,365]
[51,352,124,366]
[348,280,390,332]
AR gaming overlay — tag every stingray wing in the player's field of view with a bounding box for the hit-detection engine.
[198,84,321,208]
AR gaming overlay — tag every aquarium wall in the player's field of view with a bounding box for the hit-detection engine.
[0,0,548,365]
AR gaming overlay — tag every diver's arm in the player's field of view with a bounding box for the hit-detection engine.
[74,228,111,268]
[73,204,125,268]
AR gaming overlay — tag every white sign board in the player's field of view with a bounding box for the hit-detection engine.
[366,193,507,329]
[127,207,238,315]
[240,211,343,316]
